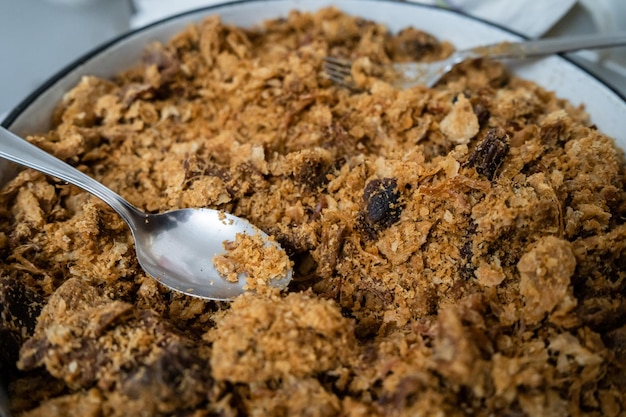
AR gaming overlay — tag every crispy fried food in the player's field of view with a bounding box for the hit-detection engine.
[1,7,625,417]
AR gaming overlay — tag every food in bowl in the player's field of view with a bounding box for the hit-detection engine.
[1,6,625,416]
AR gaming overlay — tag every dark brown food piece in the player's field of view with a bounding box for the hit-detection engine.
[363,177,403,229]
[387,27,452,61]
[467,128,510,180]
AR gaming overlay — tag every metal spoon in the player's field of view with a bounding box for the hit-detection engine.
[0,126,292,300]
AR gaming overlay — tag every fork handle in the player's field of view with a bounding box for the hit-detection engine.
[472,32,626,59]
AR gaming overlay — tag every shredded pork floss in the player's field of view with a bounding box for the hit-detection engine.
[1,7,625,417]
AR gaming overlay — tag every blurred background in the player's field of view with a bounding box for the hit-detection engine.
[0,0,624,118]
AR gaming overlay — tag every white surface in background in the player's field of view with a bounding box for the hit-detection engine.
[131,0,228,27]
[0,0,133,116]
[441,0,576,37]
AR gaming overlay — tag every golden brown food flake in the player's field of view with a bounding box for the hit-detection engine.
[213,232,292,290]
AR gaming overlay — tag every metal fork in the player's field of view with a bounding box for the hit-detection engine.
[323,32,626,89]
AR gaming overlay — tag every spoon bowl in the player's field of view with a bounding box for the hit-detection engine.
[134,208,292,299]
[0,126,292,300]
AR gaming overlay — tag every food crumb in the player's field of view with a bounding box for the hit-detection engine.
[213,232,292,291]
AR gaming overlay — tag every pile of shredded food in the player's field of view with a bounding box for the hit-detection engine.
[1,8,625,417]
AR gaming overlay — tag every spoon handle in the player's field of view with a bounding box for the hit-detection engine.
[0,127,142,226]
[472,32,626,59]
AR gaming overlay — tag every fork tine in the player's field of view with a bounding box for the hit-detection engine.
[324,61,352,77]
[323,56,355,88]
[323,56,352,70]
